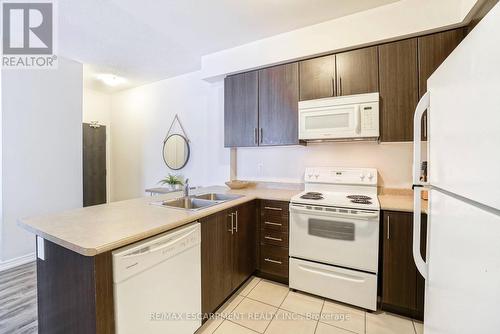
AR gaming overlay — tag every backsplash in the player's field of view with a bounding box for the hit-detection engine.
[236,141,426,189]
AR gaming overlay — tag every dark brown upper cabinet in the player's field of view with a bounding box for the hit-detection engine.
[418,28,465,141]
[299,55,336,101]
[258,63,300,146]
[224,71,259,147]
[336,46,379,96]
[379,38,419,142]
[418,28,466,97]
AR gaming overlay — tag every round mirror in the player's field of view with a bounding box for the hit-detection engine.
[162,134,190,170]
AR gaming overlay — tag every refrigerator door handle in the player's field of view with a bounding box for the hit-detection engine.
[412,92,430,279]
[413,187,428,279]
[413,91,430,186]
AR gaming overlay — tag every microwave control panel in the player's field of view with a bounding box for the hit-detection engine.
[360,102,379,131]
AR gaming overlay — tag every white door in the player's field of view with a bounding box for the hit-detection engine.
[427,2,500,210]
[425,190,500,334]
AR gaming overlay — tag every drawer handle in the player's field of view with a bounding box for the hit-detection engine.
[264,258,282,265]
[265,236,283,242]
[264,206,282,211]
[264,221,282,226]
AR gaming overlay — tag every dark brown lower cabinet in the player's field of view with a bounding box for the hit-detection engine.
[201,201,257,316]
[36,240,114,334]
[257,200,290,284]
[381,211,427,320]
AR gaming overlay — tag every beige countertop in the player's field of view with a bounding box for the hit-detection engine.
[378,189,428,214]
[19,184,428,257]
[19,186,300,257]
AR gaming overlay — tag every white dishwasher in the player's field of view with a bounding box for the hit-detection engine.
[112,223,201,334]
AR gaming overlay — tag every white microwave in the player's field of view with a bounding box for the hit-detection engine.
[298,93,379,141]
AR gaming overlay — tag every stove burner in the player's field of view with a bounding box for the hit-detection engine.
[350,199,373,205]
[300,192,324,200]
[347,195,372,200]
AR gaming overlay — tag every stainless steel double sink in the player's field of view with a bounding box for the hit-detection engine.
[151,193,243,211]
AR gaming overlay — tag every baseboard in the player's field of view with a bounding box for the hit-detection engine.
[0,252,36,272]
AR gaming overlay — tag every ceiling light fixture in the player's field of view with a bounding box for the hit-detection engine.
[96,73,127,87]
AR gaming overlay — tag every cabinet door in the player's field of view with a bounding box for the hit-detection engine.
[379,39,418,142]
[201,211,233,315]
[418,28,465,140]
[224,71,259,147]
[336,46,379,96]
[382,211,417,315]
[232,201,257,289]
[258,63,299,146]
[299,55,335,101]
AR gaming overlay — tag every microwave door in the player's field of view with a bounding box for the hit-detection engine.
[299,105,358,140]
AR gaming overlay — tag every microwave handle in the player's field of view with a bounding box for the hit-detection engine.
[354,105,361,134]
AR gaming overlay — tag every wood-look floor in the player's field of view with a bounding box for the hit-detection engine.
[0,262,38,334]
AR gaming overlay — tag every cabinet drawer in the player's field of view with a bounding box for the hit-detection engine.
[261,200,289,216]
[260,245,289,278]
[261,216,289,233]
[261,230,289,248]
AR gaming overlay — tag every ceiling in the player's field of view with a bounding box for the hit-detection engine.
[60,0,399,92]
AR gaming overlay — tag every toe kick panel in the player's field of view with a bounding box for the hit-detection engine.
[289,257,377,310]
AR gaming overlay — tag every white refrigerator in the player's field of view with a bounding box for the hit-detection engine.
[412,3,500,334]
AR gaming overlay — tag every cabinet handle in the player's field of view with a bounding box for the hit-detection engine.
[265,236,282,242]
[387,216,390,240]
[423,114,427,139]
[264,221,282,226]
[339,77,343,96]
[264,258,282,265]
[260,128,263,144]
[264,206,282,211]
[235,211,238,233]
[228,213,234,235]
[331,77,335,97]
[254,128,258,144]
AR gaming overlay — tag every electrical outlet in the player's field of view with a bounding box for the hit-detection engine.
[257,163,263,175]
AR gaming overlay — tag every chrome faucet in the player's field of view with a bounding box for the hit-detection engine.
[184,178,190,197]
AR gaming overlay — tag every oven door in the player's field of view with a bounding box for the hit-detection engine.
[289,204,379,273]
[299,104,360,140]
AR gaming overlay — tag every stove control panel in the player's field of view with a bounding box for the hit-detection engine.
[304,167,378,186]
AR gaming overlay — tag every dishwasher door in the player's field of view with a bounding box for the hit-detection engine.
[112,223,201,334]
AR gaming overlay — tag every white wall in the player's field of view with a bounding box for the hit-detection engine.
[83,85,112,202]
[201,0,478,80]
[110,71,229,201]
[236,142,423,189]
[1,58,83,263]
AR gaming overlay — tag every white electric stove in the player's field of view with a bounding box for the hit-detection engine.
[289,167,380,311]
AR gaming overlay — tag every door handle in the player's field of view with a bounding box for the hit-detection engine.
[264,258,282,265]
[235,211,238,233]
[386,216,390,240]
[413,187,428,279]
[264,206,282,211]
[264,221,282,226]
[265,236,283,242]
[228,213,234,235]
[413,91,430,187]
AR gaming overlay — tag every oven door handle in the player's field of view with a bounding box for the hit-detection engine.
[290,205,378,219]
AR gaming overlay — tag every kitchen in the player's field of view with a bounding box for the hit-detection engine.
[1,1,499,334]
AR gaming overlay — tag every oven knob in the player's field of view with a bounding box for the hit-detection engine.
[360,173,365,180]
[314,174,319,179]
[308,174,313,179]
[368,173,374,180]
